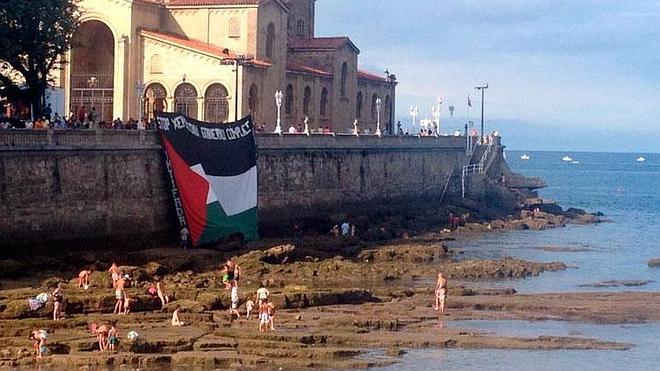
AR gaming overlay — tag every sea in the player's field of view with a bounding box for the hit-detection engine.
[376,150,660,371]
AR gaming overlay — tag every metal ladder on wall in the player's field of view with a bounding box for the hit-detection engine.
[461,142,493,198]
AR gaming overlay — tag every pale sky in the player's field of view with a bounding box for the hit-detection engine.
[315,1,660,152]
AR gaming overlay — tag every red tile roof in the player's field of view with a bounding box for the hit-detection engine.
[286,60,333,78]
[289,37,360,54]
[140,29,271,67]
[357,70,390,83]
[147,0,288,10]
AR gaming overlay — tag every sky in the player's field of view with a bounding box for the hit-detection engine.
[315,1,660,152]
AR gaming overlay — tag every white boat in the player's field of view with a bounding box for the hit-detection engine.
[562,156,573,162]
[636,156,646,162]
[520,154,530,160]
[571,161,580,164]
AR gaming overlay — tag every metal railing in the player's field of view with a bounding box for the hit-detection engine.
[461,142,495,198]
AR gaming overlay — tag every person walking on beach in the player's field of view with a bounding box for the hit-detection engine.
[107,322,119,352]
[256,286,270,306]
[228,280,240,319]
[434,273,448,313]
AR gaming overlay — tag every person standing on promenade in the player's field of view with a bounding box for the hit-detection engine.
[434,273,447,313]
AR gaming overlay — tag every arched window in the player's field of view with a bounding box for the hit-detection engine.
[370,94,378,121]
[149,54,162,74]
[303,86,311,115]
[296,19,305,36]
[174,83,198,119]
[356,91,363,118]
[204,83,229,123]
[320,88,328,116]
[285,84,294,115]
[340,62,348,97]
[144,83,167,121]
[266,23,275,59]
[228,17,240,38]
[248,84,258,116]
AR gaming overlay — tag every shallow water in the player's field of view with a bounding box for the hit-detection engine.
[449,151,660,293]
[376,320,660,371]
[383,151,660,370]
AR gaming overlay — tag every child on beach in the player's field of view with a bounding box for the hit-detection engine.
[258,301,270,332]
[108,263,119,288]
[123,295,135,315]
[107,322,119,352]
[78,269,92,289]
[266,302,276,331]
[228,281,240,319]
[52,283,63,321]
[245,300,254,320]
[256,286,270,306]
[30,329,47,359]
[434,272,447,313]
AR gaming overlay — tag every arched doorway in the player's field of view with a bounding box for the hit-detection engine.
[69,20,115,123]
[204,83,229,123]
[144,83,167,122]
[174,83,198,119]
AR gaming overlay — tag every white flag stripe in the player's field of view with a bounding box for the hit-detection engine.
[206,166,258,216]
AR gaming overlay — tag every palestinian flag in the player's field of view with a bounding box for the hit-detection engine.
[157,112,258,246]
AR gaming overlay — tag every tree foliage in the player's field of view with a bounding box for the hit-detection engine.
[0,0,80,116]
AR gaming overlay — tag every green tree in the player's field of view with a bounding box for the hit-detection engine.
[0,0,80,118]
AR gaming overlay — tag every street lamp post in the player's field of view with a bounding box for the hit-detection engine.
[431,96,442,137]
[409,106,418,129]
[135,80,146,123]
[475,83,489,144]
[274,90,283,134]
[375,97,382,136]
[385,69,396,134]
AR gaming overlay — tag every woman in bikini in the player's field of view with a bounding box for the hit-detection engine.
[52,283,63,321]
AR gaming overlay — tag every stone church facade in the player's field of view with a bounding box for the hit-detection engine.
[58,0,397,133]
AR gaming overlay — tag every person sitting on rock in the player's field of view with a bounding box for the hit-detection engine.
[171,306,184,327]
[78,269,92,289]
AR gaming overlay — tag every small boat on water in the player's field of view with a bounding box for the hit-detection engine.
[562,156,573,162]
[520,154,530,160]
[636,156,646,162]
[571,161,580,164]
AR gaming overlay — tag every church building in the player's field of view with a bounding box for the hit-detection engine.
[59,0,397,133]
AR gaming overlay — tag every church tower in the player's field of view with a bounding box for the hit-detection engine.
[285,0,315,41]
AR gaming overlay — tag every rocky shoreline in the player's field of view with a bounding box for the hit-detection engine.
[0,205,628,370]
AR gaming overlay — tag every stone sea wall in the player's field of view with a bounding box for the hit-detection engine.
[0,130,485,248]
